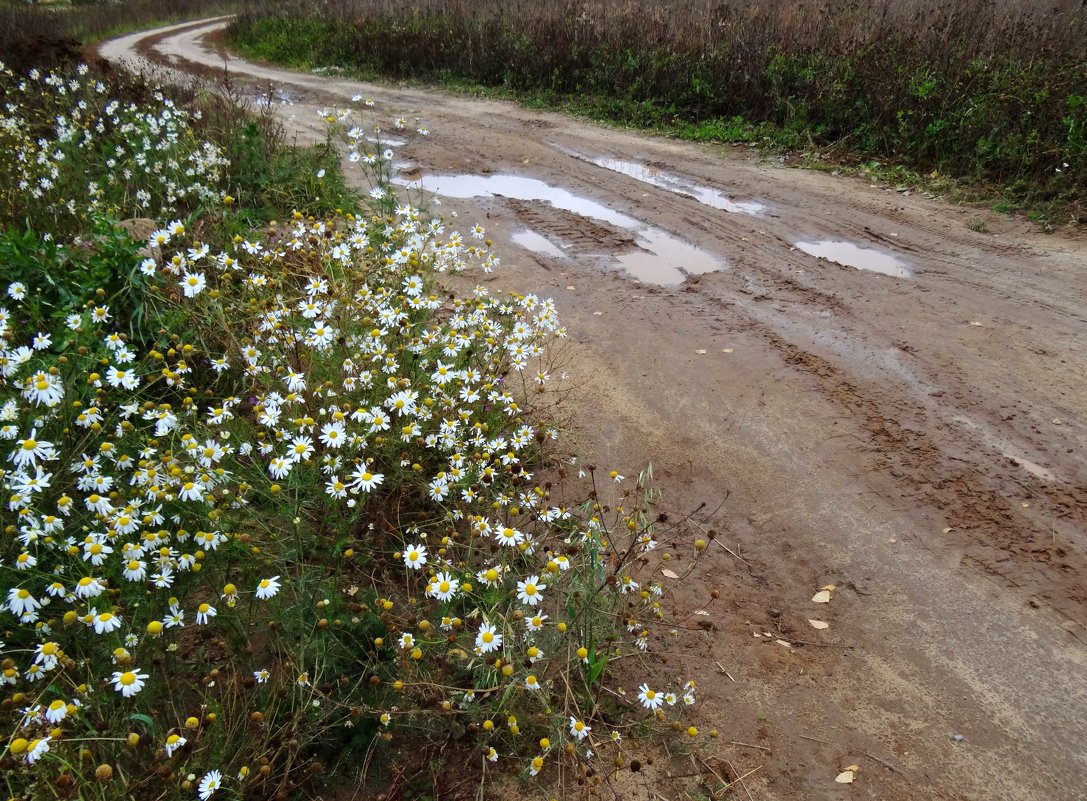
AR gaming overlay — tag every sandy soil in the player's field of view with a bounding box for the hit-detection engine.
[100,19,1087,801]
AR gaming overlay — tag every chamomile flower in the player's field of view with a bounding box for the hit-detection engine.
[197,769,222,800]
[475,622,502,653]
[255,576,281,599]
[569,717,591,740]
[403,544,427,570]
[164,733,187,757]
[516,575,546,606]
[638,684,663,710]
[111,669,148,697]
[427,571,460,602]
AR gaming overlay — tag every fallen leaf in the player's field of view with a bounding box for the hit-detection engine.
[819,584,837,591]
[566,285,576,290]
[846,765,860,772]
[592,311,603,316]
[969,320,984,326]
[722,348,735,353]
[835,770,855,784]
[812,590,832,604]
[942,527,953,534]
[693,609,710,616]
[775,639,792,648]
[661,568,680,579]
[807,619,829,630]
[345,585,359,597]
[695,349,707,354]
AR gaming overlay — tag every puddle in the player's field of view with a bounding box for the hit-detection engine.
[562,149,766,215]
[397,172,724,285]
[512,229,565,258]
[1002,453,1056,482]
[795,240,910,278]
[253,88,296,106]
[367,135,407,147]
[951,414,1058,482]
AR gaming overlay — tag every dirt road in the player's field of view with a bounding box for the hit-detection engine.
[101,19,1087,801]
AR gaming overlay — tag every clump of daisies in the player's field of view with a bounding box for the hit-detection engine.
[0,63,227,242]
[0,95,710,800]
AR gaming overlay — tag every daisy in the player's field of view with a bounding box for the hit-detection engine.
[111,669,148,698]
[319,421,346,448]
[254,669,270,684]
[494,526,523,547]
[525,674,541,690]
[402,543,427,569]
[195,603,217,624]
[180,271,206,298]
[11,432,55,468]
[428,571,459,602]
[164,733,187,757]
[25,736,50,764]
[45,699,68,724]
[255,576,281,599]
[637,684,663,710]
[516,576,546,606]
[475,622,502,653]
[92,610,122,634]
[351,467,384,492]
[569,717,591,741]
[197,769,222,800]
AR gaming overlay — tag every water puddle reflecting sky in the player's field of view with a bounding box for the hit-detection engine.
[795,240,910,278]
[511,229,565,258]
[557,146,766,215]
[397,172,724,285]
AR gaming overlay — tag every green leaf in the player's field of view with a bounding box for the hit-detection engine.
[128,713,157,733]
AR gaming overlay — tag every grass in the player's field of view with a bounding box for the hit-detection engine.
[228,0,1087,227]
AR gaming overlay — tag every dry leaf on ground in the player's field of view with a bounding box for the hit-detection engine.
[807,619,830,630]
[661,568,680,579]
[835,765,859,783]
[812,590,832,604]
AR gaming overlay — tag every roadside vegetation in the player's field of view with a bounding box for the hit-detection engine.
[229,0,1087,227]
[0,36,713,801]
[0,0,238,73]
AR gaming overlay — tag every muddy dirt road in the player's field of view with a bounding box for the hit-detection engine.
[101,19,1087,801]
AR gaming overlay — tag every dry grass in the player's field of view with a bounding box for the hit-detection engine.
[230,0,1087,219]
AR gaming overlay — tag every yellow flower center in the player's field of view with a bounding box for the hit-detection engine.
[482,632,494,644]
[22,439,36,450]
[120,672,136,686]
